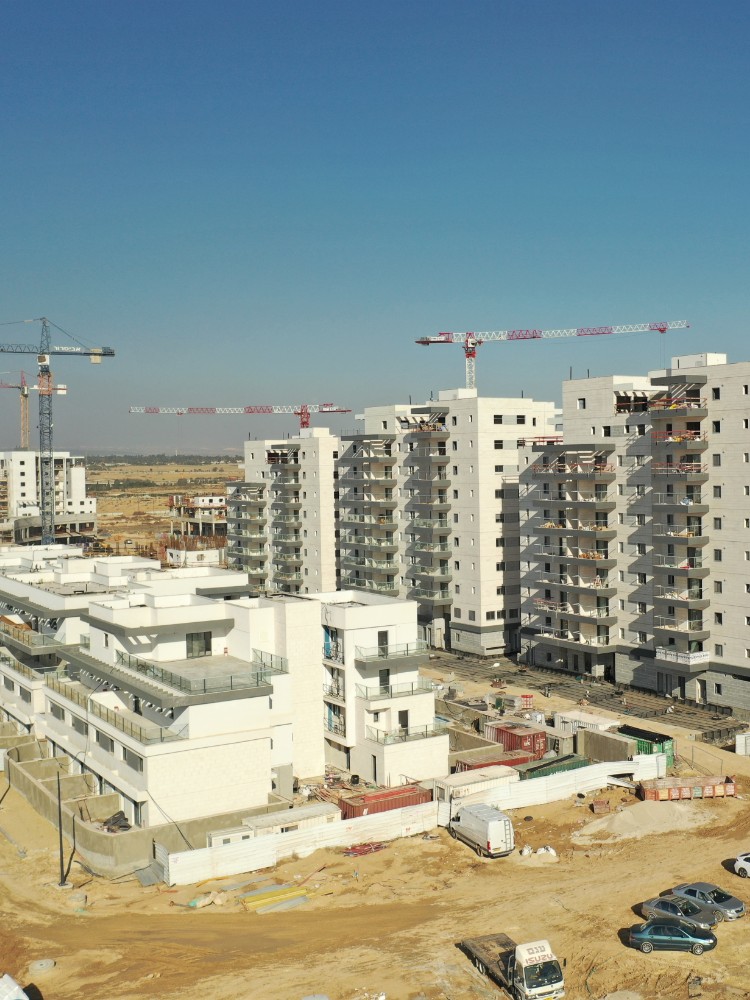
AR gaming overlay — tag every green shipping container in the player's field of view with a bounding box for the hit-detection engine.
[513,754,590,780]
[617,725,675,767]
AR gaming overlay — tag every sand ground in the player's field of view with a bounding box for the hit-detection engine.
[2,703,749,1000]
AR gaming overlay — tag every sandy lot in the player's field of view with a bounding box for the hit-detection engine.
[87,461,239,552]
[2,715,749,1000]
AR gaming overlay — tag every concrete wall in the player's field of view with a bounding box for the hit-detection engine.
[577,728,638,762]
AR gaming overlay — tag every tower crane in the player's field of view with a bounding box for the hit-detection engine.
[130,402,351,430]
[416,320,690,390]
[0,318,115,544]
[0,371,68,450]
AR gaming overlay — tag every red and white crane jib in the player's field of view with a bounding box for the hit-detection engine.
[130,402,351,429]
[416,320,690,388]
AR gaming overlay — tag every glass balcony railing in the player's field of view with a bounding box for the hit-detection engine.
[365,723,447,744]
[354,640,429,661]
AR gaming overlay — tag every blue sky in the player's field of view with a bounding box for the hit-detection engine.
[0,1,747,453]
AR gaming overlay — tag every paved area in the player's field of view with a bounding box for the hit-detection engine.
[427,650,746,739]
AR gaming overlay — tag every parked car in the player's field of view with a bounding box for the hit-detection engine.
[671,882,745,922]
[733,853,750,879]
[629,917,717,956]
[641,894,717,930]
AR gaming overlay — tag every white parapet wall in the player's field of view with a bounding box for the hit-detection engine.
[156,800,438,886]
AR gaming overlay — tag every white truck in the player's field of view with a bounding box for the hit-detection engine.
[449,802,515,858]
[459,934,565,1000]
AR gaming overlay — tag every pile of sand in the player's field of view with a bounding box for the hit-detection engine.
[573,800,713,843]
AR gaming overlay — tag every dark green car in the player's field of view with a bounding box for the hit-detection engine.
[629,917,717,956]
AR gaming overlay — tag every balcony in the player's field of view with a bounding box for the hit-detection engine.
[273,532,303,545]
[341,577,399,594]
[339,513,396,527]
[533,599,614,621]
[324,717,347,738]
[0,620,67,653]
[649,398,707,418]
[407,516,450,531]
[652,493,708,514]
[409,447,449,460]
[273,569,303,582]
[322,642,344,663]
[651,463,708,480]
[354,640,429,662]
[567,548,615,565]
[409,565,452,581]
[532,626,611,648]
[407,540,451,553]
[654,586,708,608]
[653,555,708,576]
[322,683,346,703]
[46,676,187,744]
[365,723,447,744]
[344,536,399,552]
[408,586,451,603]
[355,678,434,701]
[653,616,709,638]
[654,647,710,666]
[564,492,617,509]
[530,462,616,480]
[537,574,616,594]
[652,524,709,544]
[651,430,708,450]
[339,471,396,485]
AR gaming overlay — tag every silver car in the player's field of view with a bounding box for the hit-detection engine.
[672,882,745,921]
[642,894,717,930]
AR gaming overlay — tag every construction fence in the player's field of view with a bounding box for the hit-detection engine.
[155,800,438,886]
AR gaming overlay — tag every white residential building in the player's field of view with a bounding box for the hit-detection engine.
[338,388,558,654]
[0,449,96,544]
[309,589,449,786]
[519,352,750,720]
[229,428,340,594]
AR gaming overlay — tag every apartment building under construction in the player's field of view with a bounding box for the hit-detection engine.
[520,352,750,718]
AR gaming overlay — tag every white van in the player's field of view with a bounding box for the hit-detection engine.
[449,802,515,858]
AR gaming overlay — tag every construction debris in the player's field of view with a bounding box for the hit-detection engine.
[343,842,388,857]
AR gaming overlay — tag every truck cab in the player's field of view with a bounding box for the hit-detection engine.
[507,940,565,1000]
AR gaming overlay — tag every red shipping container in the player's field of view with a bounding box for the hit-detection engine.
[339,784,432,819]
[454,748,537,772]
[483,721,547,760]
[520,694,534,710]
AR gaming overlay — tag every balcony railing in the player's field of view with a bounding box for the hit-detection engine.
[0,620,66,649]
[355,640,429,661]
[651,430,707,442]
[112,649,285,694]
[655,587,703,601]
[355,679,434,700]
[653,525,705,538]
[652,494,704,505]
[654,647,710,665]
[653,617,706,632]
[365,723,447,744]
[0,651,44,682]
[654,556,703,569]
[341,578,398,593]
[533,600,611,617]
[652,463,708,476]
[322,643,344,663]
[536,627,610,646]
[46,676,187,744]
[323,683,345,700]
[649,397,706,411]
[324,717,346,737]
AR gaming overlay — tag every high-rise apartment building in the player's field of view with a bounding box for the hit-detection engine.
[227,428,339,594]
[338,388,558,654]
[0,449,96,544]
[520,352,750,718]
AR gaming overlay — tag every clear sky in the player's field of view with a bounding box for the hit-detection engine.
[0,1,747,453]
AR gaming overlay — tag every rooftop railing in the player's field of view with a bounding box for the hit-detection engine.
[355,640,429,661]
[365,722,447,744]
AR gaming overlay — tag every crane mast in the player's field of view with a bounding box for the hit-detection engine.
[416,320,690,389]
[0,317,114,544]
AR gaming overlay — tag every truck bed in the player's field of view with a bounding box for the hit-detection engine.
[458,933,516,993]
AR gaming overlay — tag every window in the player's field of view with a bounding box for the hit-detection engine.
[637,573,647,584]
[602,426,611,437]
[453,489,458,499]
[714,517,722,530]
[577,398,586,410]
[715,683,723,696]
[713,485,722,498]
[493,414,503,424]
[122,747,144,773]
[187,631,212,658]
[712,454,721,467]
[714,549,723,562]
[495,465,504,473]
[712,387,720,400]
[745,385,749,395]
[714,581,723,594]
[746,486,750,496]
[486,611,496,620]
[715,612,723,625]
[96,731,114,753]
[715,644,724,657]
[494,489,503,498]
[494,440,504,449]
[637,632,647,644]
[454,561,460,570]
[637,602,647,614]
[453,465,458,475]
[712,420,721,433]
[71,716,88,737]
[454,608,461,618]
[468,610,476,621]
[495,538,504,547]
[745,419,749,430]
[516,415,526,425]
[451,416,457,426]
[3,677,13,692]
[50,703,65,721]
[453,513,459,523]
[496,562,505,571]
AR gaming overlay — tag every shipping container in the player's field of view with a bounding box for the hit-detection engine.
[339,784,432,819]
[513,754,591,781]
[453,748,537,773]
[553,709,616,734]
[208,802,340,845]
[483,720,547,759]
[433,765,520,804]
[638,775,736,801]
[735,732,750,756]
[617,725,675,767]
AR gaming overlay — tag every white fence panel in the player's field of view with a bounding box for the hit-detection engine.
[160,801,439,886]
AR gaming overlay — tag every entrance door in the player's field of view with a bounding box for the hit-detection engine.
[696,679,707,704]
[678,675,686,700]
[378,667,390,694]
[398,709,409,732]
[377,630,389,656]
